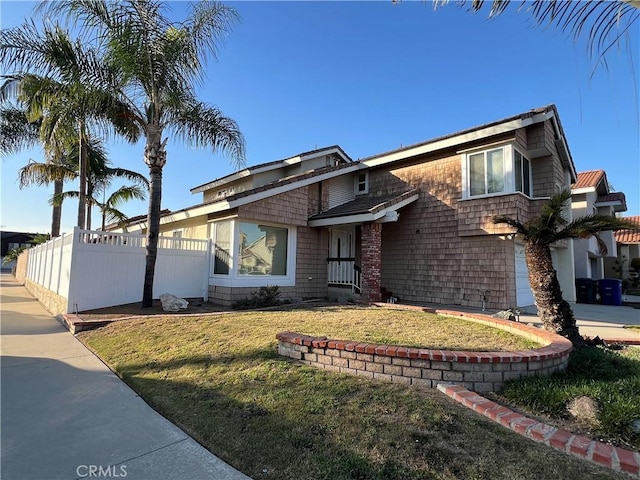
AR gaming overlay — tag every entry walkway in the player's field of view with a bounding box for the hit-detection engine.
[0,274,251,480]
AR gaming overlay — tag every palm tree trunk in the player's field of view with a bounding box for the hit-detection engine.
[86,180,93,231]
[51,179,63,237]
[77,127,88,230]
[525,242,584,346]
[141,133,166,308]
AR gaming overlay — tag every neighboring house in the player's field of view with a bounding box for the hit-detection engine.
[605,216,640,281]
[1,231,39,272]
[110,105,579,309]
[571,170,627,280]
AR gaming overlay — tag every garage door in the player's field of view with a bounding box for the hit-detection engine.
[515,243,535,307]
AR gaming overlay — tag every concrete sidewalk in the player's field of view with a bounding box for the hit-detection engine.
[0,274,251,480]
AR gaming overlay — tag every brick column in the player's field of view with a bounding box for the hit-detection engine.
[361,222,382,303]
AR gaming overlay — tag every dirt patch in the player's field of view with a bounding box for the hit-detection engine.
[77,298,229,320]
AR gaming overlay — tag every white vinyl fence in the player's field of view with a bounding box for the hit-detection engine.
[26,227,210,313]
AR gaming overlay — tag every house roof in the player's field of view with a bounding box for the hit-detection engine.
[615,216,640,244]
[308,190,420,227]
[358,104,577,182]
[572,170,606,191]
[595,192,627,212]
[190,145,353,194]
[113,161,363,232]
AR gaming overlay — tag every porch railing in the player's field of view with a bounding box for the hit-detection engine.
[327,258,361,293]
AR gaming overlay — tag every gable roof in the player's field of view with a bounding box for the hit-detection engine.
[308,190,420,227]
[615,216,640,244]
[359,104,577,182]
[190,145,353,194]
[572,170,605,190]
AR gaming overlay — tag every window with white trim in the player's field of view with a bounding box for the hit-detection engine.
[209,218,296,286]
[463,145,532,199]
[239,222,288,275]
[212,220,232,275]
[514,150,531,196]
[355,172,369,195]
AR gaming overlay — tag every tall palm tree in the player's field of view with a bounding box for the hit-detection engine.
[0,23,139,229]
[33,136,148,231]
[0,104,73,237]
[493,190,637,346]
[433,1,639,64]
[44,0,246,307]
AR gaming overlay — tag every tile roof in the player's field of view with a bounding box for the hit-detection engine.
[572,170,605,190]
[596,192,627,212]
[615,216,640,244]
[309,190,418,220]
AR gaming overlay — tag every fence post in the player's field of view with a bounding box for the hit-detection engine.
[56,232,66,294]
[203,239,212,302]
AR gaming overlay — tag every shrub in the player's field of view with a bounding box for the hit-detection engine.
[232,285,282,310]
[630,257,640,271]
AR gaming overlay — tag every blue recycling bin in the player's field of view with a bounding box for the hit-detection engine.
[598,278,623,306]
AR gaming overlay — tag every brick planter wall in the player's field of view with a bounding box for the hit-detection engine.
[276,305,573,392]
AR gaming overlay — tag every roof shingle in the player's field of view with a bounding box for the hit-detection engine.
[615,216,640,244]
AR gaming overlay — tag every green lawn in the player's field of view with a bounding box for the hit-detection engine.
[497,345,640,451]
[78,306,626,480]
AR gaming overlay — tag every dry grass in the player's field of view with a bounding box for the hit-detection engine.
[77,306,626,480]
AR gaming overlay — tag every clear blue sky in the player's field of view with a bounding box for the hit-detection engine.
[1,1,638,234]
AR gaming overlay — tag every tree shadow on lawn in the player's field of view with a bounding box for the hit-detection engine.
[111,349,626,480]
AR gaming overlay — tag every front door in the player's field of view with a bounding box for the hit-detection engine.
[330,227,354,259]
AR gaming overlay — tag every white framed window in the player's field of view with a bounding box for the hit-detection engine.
[355,172,369,195]
[209,218,297,287]
[212,220,232,275]
[514,149,531,196]
[462,144,532,199]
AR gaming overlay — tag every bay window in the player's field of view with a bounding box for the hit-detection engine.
[463,145,532,199]
[209,218,296,286]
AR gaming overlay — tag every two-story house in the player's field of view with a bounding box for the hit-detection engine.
[571,170,627,280]
[112,105,579,310]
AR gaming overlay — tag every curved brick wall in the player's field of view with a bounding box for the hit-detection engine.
[276,305,573,392]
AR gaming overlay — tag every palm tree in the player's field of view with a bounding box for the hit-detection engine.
[1,23,139,229]
[44,0,246,307]
[97,185,148,231]
[432,1,639,64]
[493,190,637,346]
[50,140,149,230]
[0,104,73,237]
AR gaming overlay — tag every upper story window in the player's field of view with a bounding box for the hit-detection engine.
[462,145,532,199]
[355,172,369,195]
[514,150,531,196]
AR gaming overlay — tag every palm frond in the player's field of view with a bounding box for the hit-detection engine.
[434,0,640,62]
[49,189,79,207]
[104,185,147,209]
[18,160,76,188]
[0,105,41,156]
[170,100,246,168]
[550,214,638,247]
[492,214,529,236]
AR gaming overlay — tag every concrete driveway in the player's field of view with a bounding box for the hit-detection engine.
[0,274,251,480]
[519,302,640,342]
